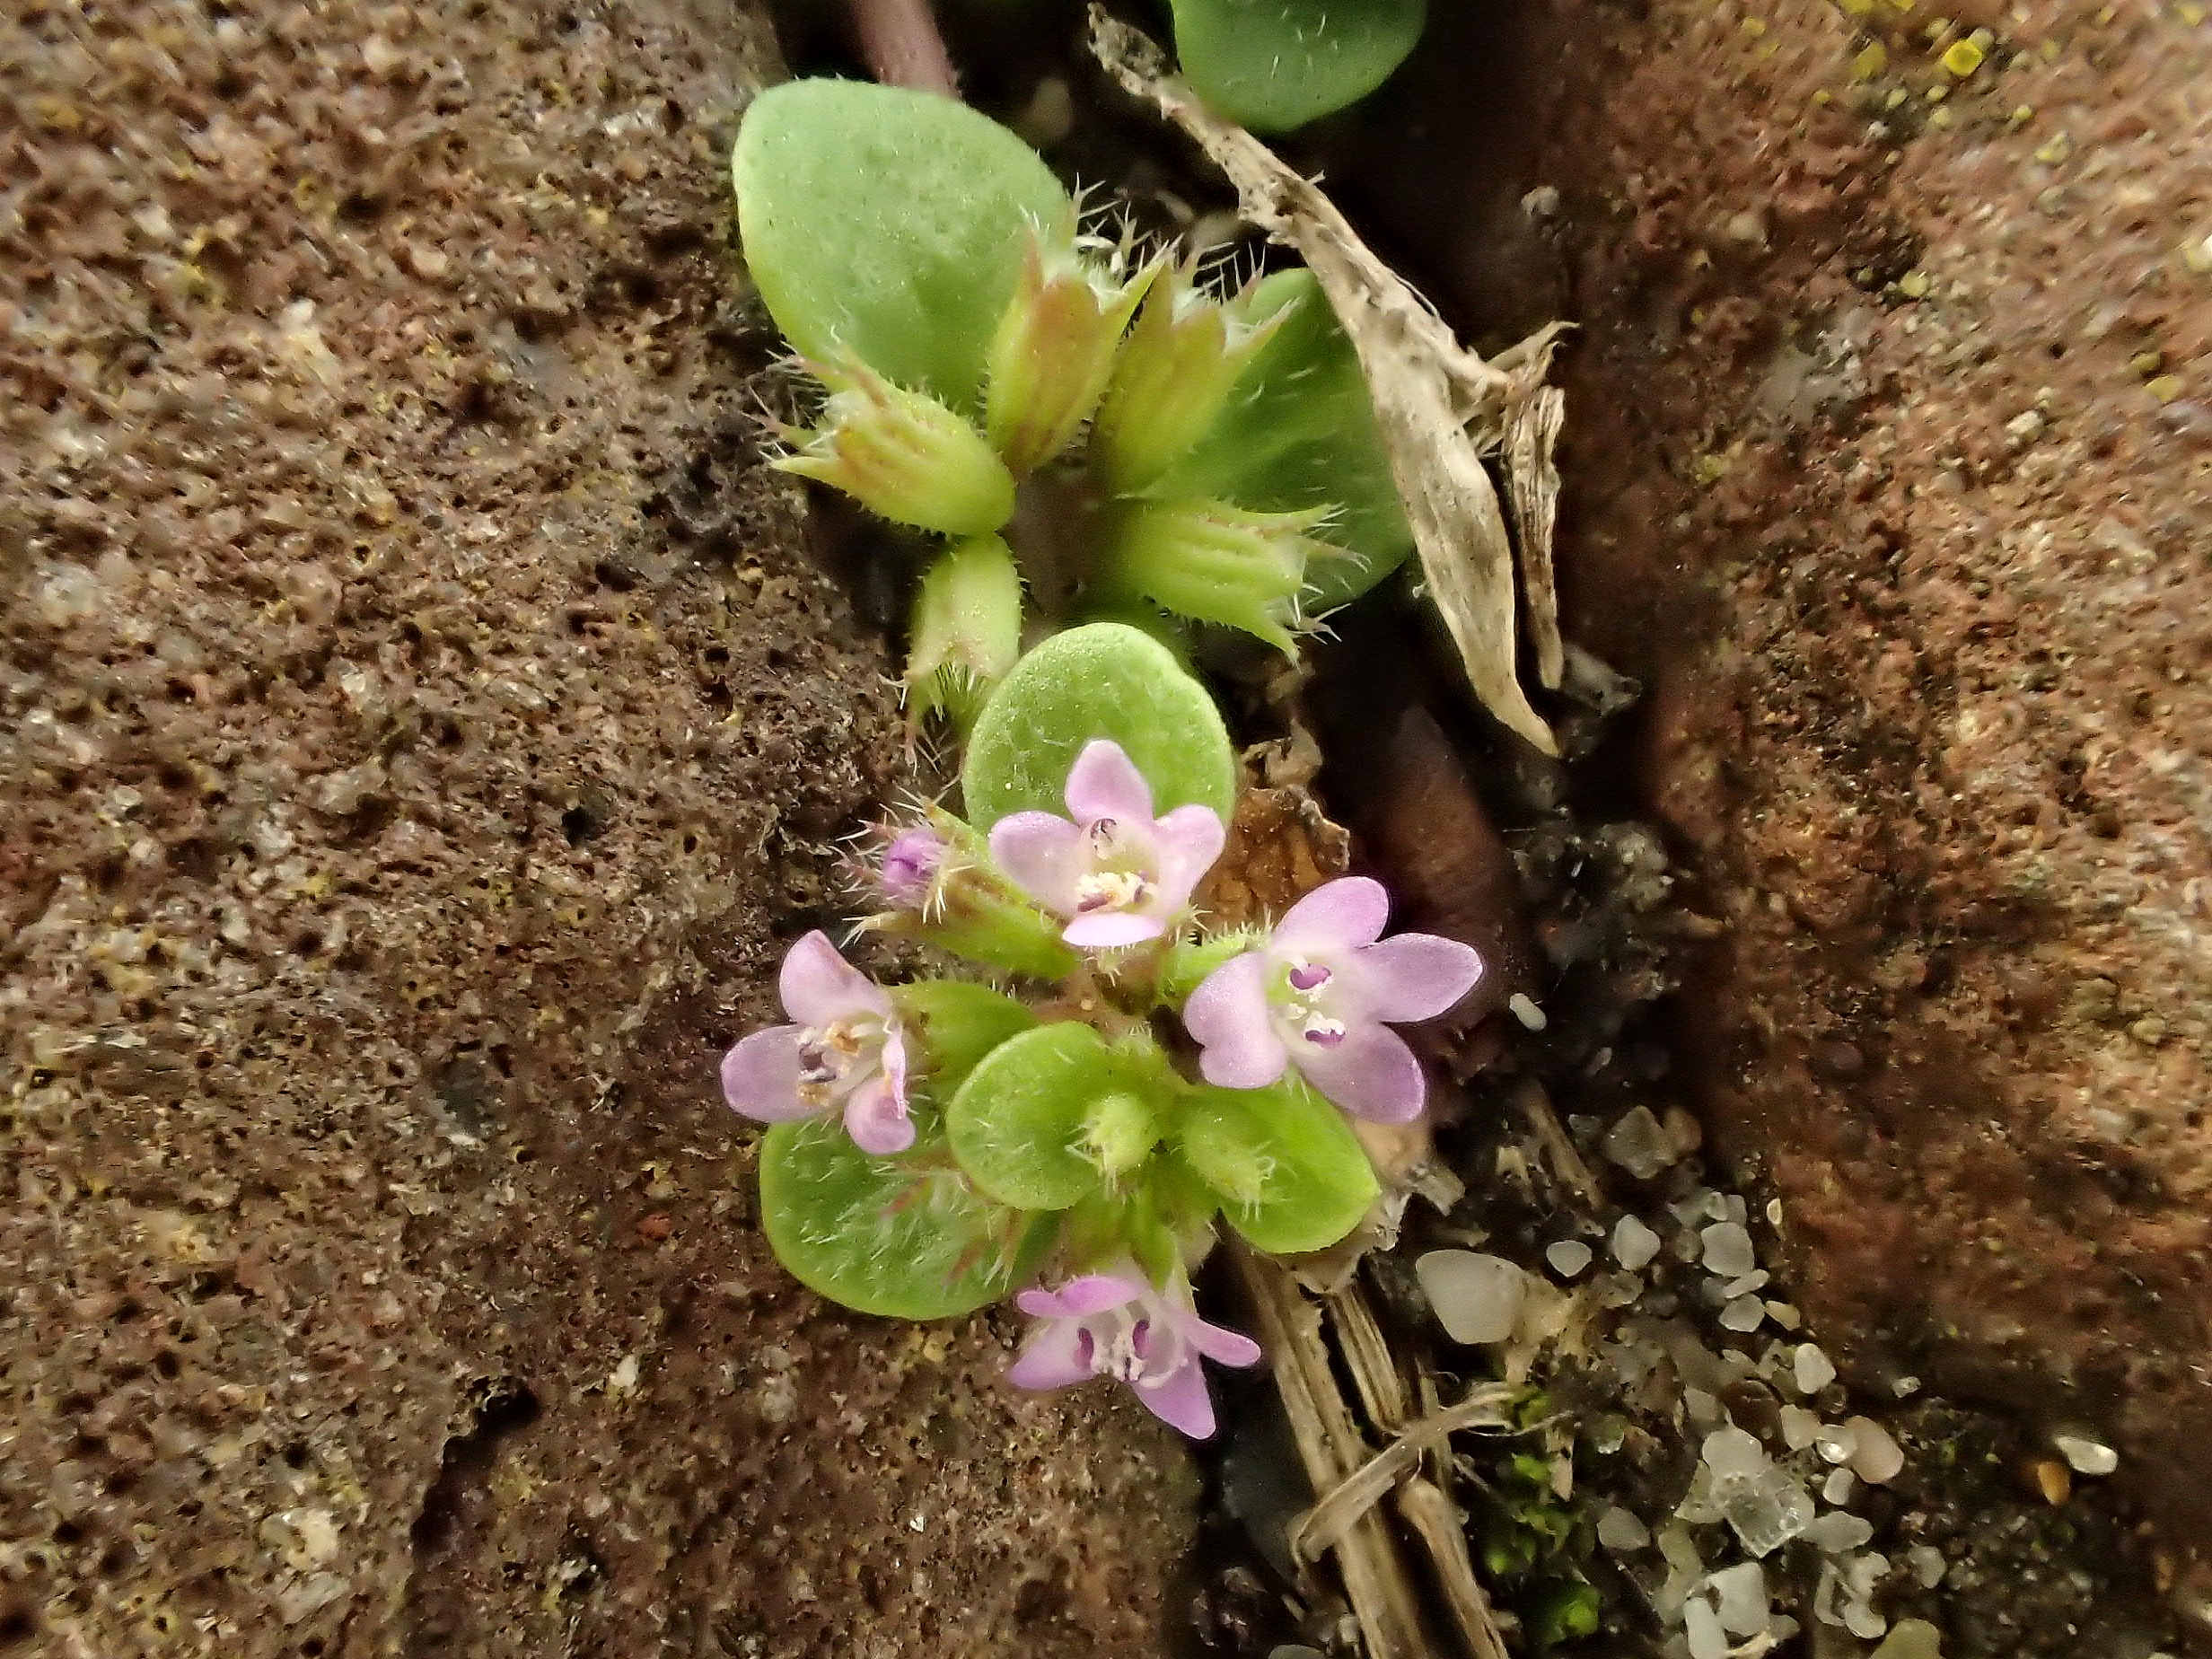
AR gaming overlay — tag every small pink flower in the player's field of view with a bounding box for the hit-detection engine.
[718,931,913,1154]
[1181,877,1482,1124]
[987,740,1225,950]
[1006,1268,1261,1439]
[877,826,946,911]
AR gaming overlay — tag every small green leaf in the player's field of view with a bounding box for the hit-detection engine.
[1159,268,1413,610]
[961,623,1238,829]
[758,1118,1051,1319]
[890,979,1037,1093]
[1175,1078,1380,1254]
[733,80,1071,411]
[946,1023,1174,1209]
[1171,0,1427,133]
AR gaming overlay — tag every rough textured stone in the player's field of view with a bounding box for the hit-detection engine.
[1319,0,2211,1573]
[0,1,1195,1654]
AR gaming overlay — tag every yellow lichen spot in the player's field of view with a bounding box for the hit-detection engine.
[2181,236,2212,274]
[1926,81,1952,100]
[1943,36,1988,72]
[1898,269,1933,297]
[2146,374,2184,403]
[1742,15,1769,33]
[2131,349,2166,376]
[2040,37,2061,57]
[1885,85,1910,107]
[1839,0,1876,16]
[1853,40,1891,75]
[1693,452,1732,487]
[1813,87,1835,102]
[1929,104,1956,126]
[2008,102,2036,126]
[2181,1,2207,22]
[2034,132,2074,163]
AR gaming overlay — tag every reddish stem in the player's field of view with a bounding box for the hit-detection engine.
[845,0,960,97]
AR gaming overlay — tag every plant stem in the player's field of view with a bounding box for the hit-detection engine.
[845,0,959,97]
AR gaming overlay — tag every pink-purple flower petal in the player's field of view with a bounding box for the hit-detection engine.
[1139,1360,1219,1438]
[1151,803,1228,908]
[1023,1274,1144,1320]
[778,929,886,1027]
[988,811,1089,914]
[1292,1022,1427,1123]
[718,1025,817,1122]
[1187,1317,1265,1369]
[1352,933,1484,1023]
[1064,910,1166,949]
[1183,953,1288,1089]
[842,1074,915,1155]
[1006,1321,1096,1390]
[1064,738,1155,823]
[1271,875,1391,954]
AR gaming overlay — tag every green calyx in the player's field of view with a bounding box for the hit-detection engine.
[1096,497,1340,654]
[986,234,1160,476]
[1092,269,1286,493]
[773,355,1016,536]
[906,534,1025,731]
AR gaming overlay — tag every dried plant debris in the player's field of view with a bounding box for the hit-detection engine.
[1088,7,1570,757]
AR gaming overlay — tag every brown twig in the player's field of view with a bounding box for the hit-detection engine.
[844,0,959,97]
[1084,5,1572,757]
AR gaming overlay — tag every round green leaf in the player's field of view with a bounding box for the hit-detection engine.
[759,1118,1049,1319]
[733,80,1070,411]
[946,1023,1171,1209]
[1175,1079,1380,1254]
[891,979,1037,1094]
[1161,269,1413,610]
[961,623,1238,829]
[1171,0,1427,133]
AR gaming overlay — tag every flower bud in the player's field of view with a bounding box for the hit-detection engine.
[877,827,948,911]
[860,807,1080,981]
[1096,497,1339,654]
[905,533,1025,732]
[1090,272,1285,492]
[985,234,1159,476]
[1083,1091,1163,1180]
[772,353,1016,535]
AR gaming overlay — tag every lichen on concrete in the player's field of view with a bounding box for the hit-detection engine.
[0,1,1195,1653]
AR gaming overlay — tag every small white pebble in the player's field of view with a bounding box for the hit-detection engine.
[1765,1300,1803,1330]
[1612,1213,1663,1270]
[1722,1269,1770,1298]
[1598,1505,1651,1550]
[1700,1221,1758,1278]
[1683,1386,1725,1429]
[1708,1561,1769,1637]
[1546,1239,1594,1278]
[1507,992,1548,1031]
[1907,1544,1947,1588]
[1823,1467,1857,1505]
[1892,1374,1921,1397]
[1803,1511,1874,1554]
[1871,1619,1944,1659]
[1780,1405,1822,1451]
[1815,1423,1860,1465]
[1794,1343,1838,1395]
[1846,1416,1905,1484]
[1719,1295,1767,1332]
[1766,1198,1785,1226]
[2054,1433,2119,1476]
[1702,1425,1769,1480]
[1685,1595,1729,1659]
[1416,1251,1526,1346]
